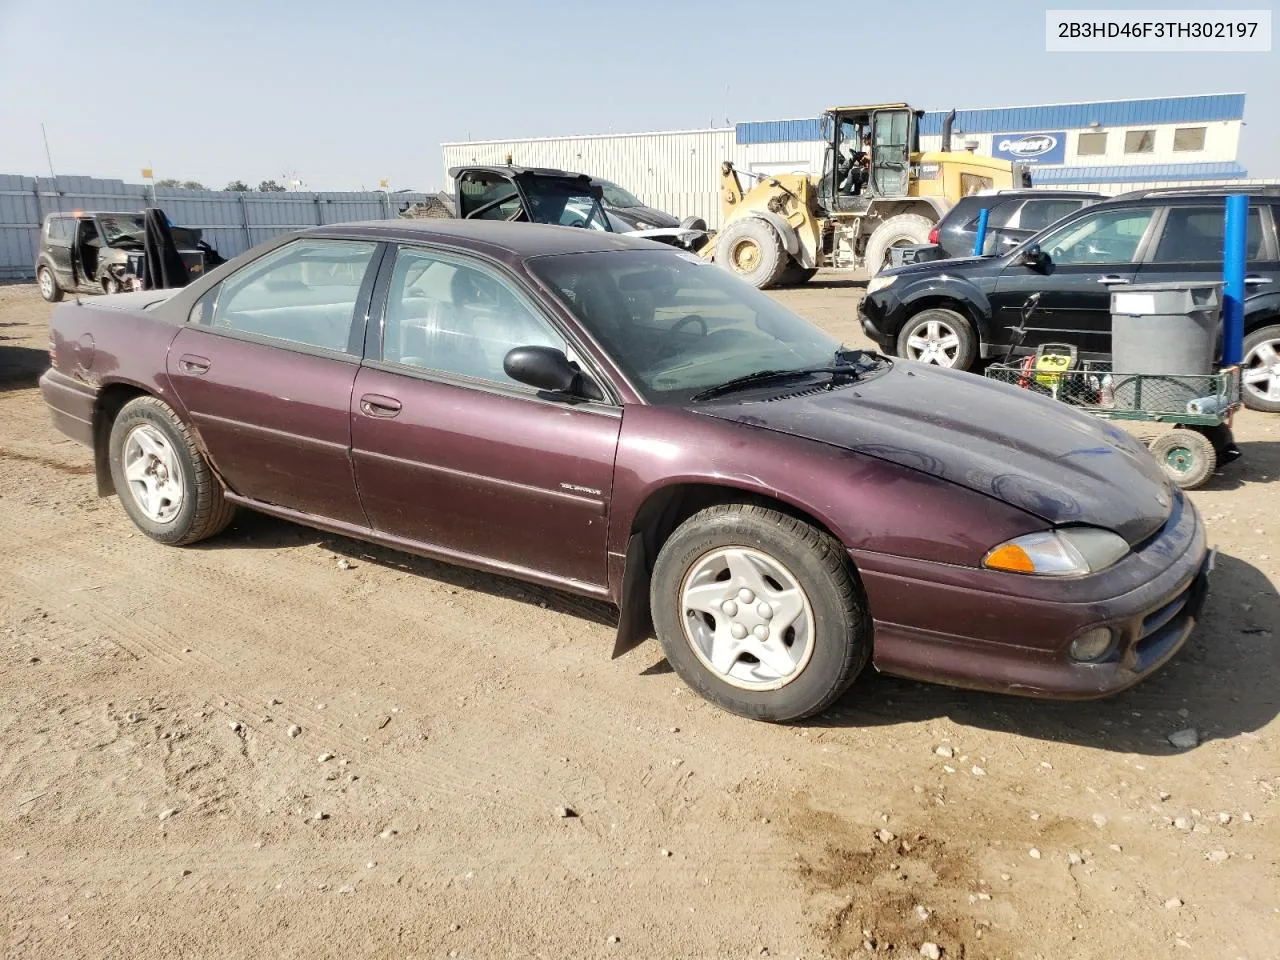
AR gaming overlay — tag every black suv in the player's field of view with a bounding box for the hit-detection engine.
[860,186,1280,412]
[929,189,1106,259]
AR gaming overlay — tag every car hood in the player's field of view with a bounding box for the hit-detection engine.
[877,254,996,281]
[692,362,1174,545]
[608,205,681,229]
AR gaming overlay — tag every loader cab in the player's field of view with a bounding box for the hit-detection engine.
[820,103,921,213]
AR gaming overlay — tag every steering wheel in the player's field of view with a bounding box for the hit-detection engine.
[669,314,708,337]
[563,217,588,228]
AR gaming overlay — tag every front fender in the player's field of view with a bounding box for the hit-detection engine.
[893,275,995,341]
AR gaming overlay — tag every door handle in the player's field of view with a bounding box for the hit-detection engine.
[359,394,402,418]
[1245,276,1273,285]
[1097,276,1130,285]
[178,354,211,375]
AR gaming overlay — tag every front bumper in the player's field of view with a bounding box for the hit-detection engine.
[855,492,1210,699]
[858,294,899,353]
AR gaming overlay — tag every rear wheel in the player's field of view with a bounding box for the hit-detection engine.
[896,307,978,370]
[864,214,935,274]
[714,218,787,289]
[649,504,870,722]
[1149,429,1216,490]
[108,396,236,545]
[1241,324,1280,413]
[38,266,63,302]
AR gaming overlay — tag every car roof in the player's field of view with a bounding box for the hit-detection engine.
[47,210,143,219]
[448,164,591,181]
[300,218,666,258]
[1108,185,1280,203]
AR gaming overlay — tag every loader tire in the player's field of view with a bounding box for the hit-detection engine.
[777,264,818,286]
[715,218,787,289]
[864,214,935,274]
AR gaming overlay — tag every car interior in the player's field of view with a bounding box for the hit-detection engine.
[74,218,103,283]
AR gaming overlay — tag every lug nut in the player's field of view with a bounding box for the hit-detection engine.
[730,623,748,640]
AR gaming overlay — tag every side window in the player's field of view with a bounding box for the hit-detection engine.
[1017,199,1085,232]
[47,218,72,244]
[457,174,523,221]
[1039,207,1155,265]
[381,247,565,386]
[1153,206,1265,263]
[199,239,377,353]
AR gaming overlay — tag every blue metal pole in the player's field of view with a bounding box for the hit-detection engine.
[1222,194,1247,366]
[973,208,990,256]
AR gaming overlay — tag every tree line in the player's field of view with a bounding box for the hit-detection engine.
[155,179,288,192]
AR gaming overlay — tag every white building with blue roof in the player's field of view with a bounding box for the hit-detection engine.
[442,93,1270,228]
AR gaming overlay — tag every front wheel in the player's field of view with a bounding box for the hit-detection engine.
[1149,429,1216,490]
[38,266,63,302]
[108,396,236,545]
[896,307,978,370]
[714,218,787,289]
[649,504,870,722]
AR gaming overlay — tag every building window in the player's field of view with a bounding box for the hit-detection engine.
[1125,129,1156,154]
[1173,126,1206,152]
[1077,132,1107,156]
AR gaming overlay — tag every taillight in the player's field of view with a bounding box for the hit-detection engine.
[928,225,939,244]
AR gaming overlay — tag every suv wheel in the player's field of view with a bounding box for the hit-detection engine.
[896,308,977,370]
[1242,324,1280,412]
[38,266,63,303]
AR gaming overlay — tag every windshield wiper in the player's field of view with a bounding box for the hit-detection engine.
[691,363,861,401]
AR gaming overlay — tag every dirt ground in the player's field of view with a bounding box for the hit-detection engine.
[1,278,1277,960]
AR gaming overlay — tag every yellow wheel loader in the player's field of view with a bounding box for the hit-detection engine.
[703,103,1030,288]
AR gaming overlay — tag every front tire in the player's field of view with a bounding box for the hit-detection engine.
[38,266,63,302]
[714,218,787,289]
[1241,324,1280,412]
[896,307,978,370]
[649,504,870,722]
[108,396,236,545]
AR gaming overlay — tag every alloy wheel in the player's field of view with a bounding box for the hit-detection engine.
[122,424,185,524]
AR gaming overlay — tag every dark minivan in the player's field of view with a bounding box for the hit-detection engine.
[860,186,1280,412]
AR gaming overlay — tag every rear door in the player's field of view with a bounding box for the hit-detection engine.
[45,217,75,284]
[1135,201,1271,287]
[350,244,622,591]
[988,204,1157,356]
[167,237,383,526]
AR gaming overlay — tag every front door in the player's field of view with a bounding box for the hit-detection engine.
[167,237,382,526]
[988,204,1157,357]
[45,217,75,286]
[870,109,912,197]
[350,245,622,591]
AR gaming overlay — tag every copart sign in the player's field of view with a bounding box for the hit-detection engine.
[992,131,1067,165]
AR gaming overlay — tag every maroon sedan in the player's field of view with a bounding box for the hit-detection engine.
[40,220,1211,722]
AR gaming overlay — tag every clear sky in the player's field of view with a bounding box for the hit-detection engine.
[1,0,1275,191]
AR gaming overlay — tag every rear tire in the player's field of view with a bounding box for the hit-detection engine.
[1241,324,1280,413]
[864,214,935,275]
[38,266,63,303]
[1149,429,1216,490]
[108,396,236,546]
[649,503,870,723]
[714,218,787,289]
[895,307,978,370]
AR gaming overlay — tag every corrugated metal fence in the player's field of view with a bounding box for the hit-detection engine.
[0,174,447,280]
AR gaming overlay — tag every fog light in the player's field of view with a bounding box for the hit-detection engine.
[1070,627,1115,663]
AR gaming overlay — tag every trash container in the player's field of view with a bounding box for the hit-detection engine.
[1110,282,1222,412]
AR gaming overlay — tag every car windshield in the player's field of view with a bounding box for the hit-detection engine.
[98,215,145,246]
[598,182,643,208]
[529,249,858,403]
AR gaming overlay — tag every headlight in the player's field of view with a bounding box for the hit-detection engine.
[866,275,897,295]
[983,527,1129,577]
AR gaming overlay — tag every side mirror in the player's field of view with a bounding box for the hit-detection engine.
[504,345,604,401]
[504,345,578,392]
[1019,244,1046,269]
